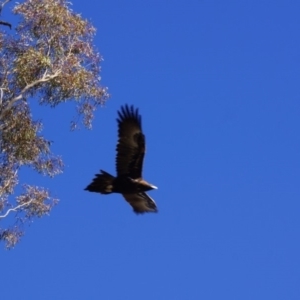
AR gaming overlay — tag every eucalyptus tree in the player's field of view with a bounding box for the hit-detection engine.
[0,0,108,248]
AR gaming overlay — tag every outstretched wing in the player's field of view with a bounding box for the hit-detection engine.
[116,105,145,179]
[122,192,158,214]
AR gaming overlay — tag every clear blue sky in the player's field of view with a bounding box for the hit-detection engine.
[2,1,300,299]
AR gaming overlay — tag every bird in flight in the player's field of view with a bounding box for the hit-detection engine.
[85,105,158,214]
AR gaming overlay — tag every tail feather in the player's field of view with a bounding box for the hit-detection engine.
[85,170,115,194]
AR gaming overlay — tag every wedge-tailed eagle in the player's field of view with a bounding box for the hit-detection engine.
[85,105,158,214]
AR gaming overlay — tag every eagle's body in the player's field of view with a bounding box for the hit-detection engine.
[85,105,158,214]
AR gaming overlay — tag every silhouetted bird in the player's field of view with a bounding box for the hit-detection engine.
[85,105,158,214]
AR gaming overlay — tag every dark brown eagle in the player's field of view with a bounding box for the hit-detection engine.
[85,105,158,214]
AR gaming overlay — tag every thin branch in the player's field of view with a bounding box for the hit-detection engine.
[0,0,11,15]
[0,199,34,219]
[0,20,11,29]
[0,0,11,29]
[0,87,4,105]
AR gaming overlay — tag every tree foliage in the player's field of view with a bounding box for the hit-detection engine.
[0,0,108,249]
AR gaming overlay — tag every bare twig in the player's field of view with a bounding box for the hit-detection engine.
[0,87,5,105]
[0,199,34,219]
[0,20,11,29]
[0,0,11,15]
[0,0,12,29]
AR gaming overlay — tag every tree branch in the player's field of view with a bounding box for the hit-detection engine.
[0,199,34,219]
[0,0,11,15]
[0,20,11,29]
[0,87,4,105]
[0,0,11,28]
[2,71,61,114]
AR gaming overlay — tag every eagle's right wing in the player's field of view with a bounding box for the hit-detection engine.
[122,192,158,214]
[116,105,145,179]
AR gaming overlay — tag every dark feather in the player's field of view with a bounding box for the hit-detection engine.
[84,170,115,194]
[122,192,158,214]
[116,105,145,178]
